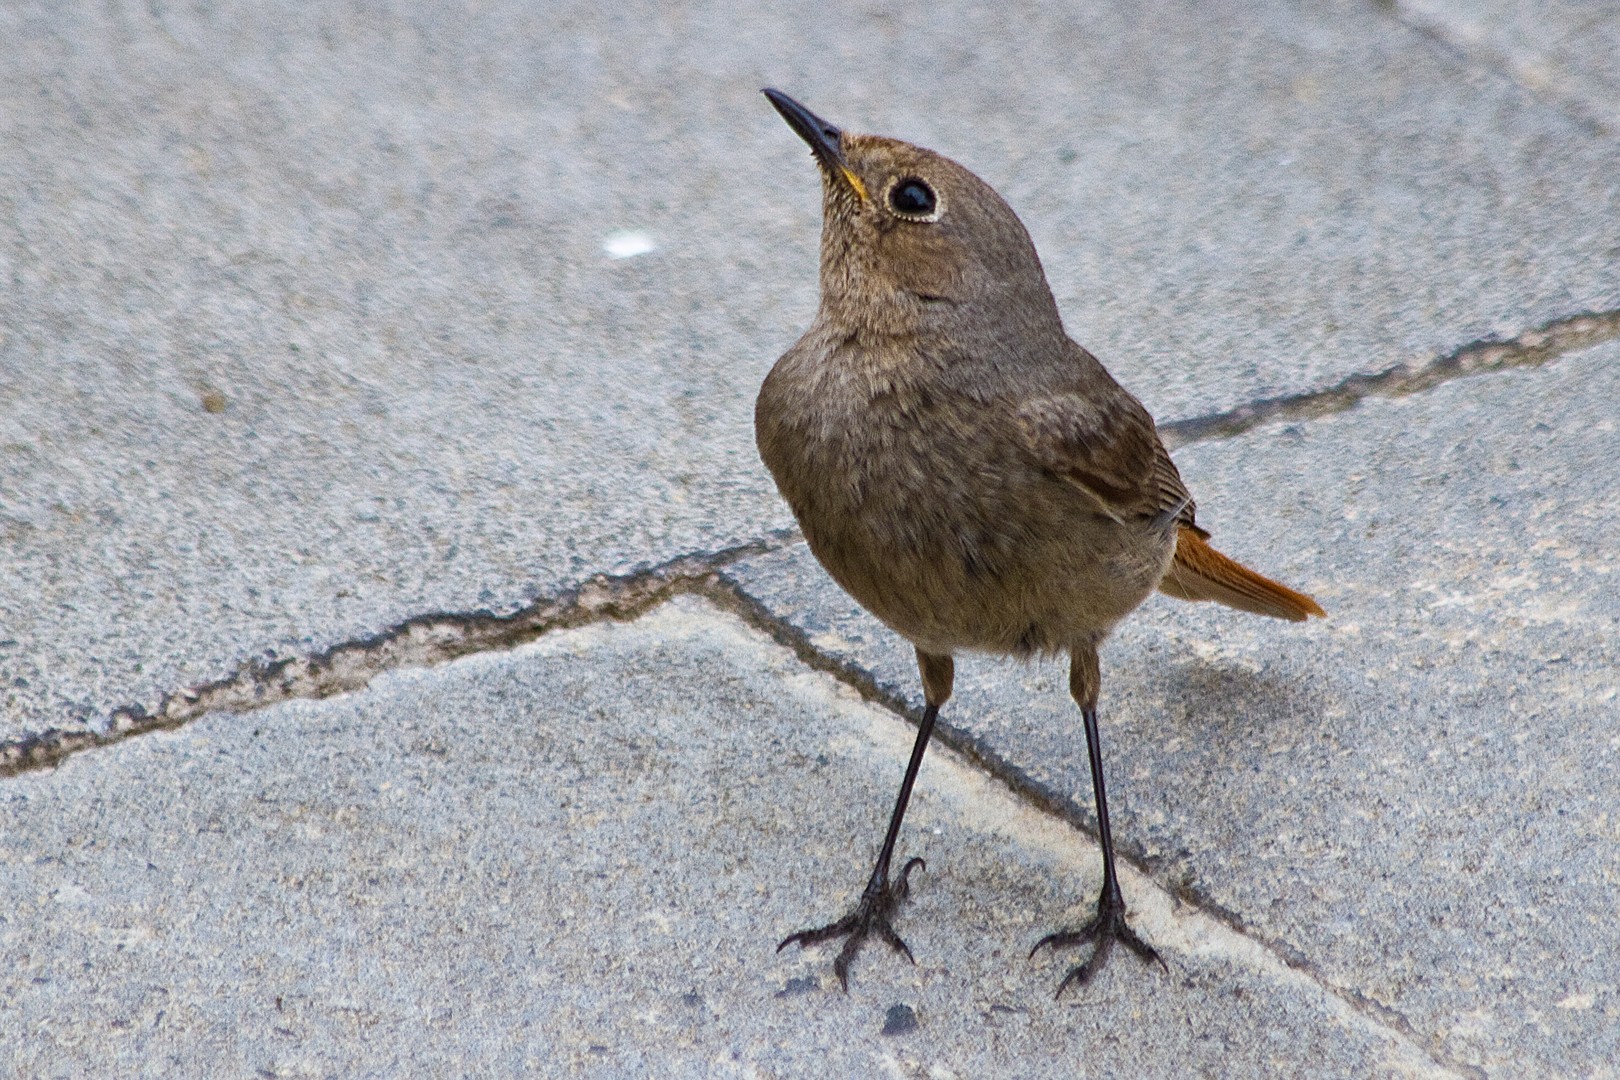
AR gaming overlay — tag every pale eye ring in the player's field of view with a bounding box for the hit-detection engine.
[887,177,939,219]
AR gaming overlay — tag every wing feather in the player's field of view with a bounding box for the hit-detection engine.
[1014,376,1194,528]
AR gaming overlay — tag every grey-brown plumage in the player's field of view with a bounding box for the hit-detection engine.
[757,89,1322,996]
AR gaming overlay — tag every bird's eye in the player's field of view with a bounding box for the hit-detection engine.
[888,178,937,218]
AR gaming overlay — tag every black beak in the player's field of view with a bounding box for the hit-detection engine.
[762,88,866,200]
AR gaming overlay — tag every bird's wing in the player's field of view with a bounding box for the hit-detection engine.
[1013,373,1197,529]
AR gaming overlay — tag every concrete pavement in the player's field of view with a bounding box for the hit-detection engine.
[3,0,1617,1075]
[5,600,1451,1078]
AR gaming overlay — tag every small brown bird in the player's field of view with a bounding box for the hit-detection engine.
[756,89,1324,996]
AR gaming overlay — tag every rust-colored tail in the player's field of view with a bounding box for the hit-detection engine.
[1159,526,1325,622]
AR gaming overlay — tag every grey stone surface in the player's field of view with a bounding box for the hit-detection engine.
[722,341,1620,1076]
[0,598,1445,1078]
[1396,0,1620,131]
[5,0,1619,744]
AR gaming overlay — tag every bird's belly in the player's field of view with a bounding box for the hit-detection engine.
[799,485,1174,657]
[759,361,1175,657]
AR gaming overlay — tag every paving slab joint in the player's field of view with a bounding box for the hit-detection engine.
[0,529,803,780]
[705,570,1480,1078]
[1164,878,1486,1080]
[1160,307,1620,449]
[10,306,1611,782]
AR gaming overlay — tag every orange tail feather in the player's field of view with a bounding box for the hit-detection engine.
[1159,526,1325,622]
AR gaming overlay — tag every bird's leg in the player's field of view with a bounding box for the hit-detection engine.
[779,651,953,990]
[1031,646,1165,997]
[777,705,936,990]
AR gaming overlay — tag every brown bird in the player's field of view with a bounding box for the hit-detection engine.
[756,89,1324,997]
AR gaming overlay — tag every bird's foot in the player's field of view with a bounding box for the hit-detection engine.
[778,857,926,991]
[1030,886,1165,998]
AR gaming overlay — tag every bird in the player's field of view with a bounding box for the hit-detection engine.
[755,88,1324,997]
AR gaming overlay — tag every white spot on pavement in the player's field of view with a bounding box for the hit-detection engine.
[603,230,656,259]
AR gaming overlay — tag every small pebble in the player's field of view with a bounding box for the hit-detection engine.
[880,1003,918,1036]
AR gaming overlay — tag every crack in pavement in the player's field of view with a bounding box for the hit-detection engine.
[0,531,801,778]
[7,305,1615,778]
[1158,308,1620,449]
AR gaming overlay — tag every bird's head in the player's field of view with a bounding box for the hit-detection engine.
[764,89,1061,340]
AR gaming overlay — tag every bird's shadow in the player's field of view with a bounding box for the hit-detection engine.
[1158,659,1327,742]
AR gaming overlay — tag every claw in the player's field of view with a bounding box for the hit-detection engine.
[1053,932,1117,998]
[779,860,927,991]
[776,910,860,953]
[875,920,913,963]
[1029,922,1099,960]
[1033,889,1164,998]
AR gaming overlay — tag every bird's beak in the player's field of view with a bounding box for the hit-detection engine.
[762,88,869,202]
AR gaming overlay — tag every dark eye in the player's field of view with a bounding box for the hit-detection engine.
[888,178,937,217]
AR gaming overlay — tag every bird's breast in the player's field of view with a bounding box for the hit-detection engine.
[755,336,1169,654]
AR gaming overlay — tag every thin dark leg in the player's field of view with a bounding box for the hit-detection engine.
[1082,704,1124,908]
[1031,704,1165,997]
[868,702,938,887]
[778,703,939,990]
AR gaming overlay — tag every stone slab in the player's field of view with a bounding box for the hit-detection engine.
[1396,0,1620,131]
[722,341,1620,1076]
[0,598,1452,1078]
[4,0,1617,746]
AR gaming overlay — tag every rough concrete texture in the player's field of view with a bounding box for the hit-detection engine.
[1395,0,1620,131]
[0,599,1449,1078]
[722,340,1620,1077]
[5,1,1620,1075]
[5,0,1620,744]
